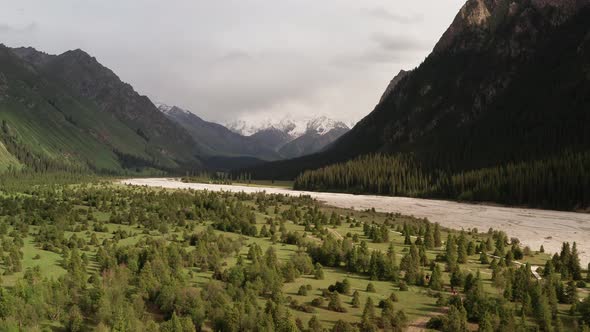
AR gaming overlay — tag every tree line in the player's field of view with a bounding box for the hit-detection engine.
[294,152,590,210]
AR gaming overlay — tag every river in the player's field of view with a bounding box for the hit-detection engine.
[121,178,590,265]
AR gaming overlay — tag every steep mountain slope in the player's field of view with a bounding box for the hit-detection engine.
[243,0,590,209]
[329,0,590,167]
[159,104,281,160]
[0,46,203,173]
[248,127,294,152]
[37,49,203,167]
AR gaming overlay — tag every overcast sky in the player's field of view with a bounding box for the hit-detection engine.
[0,0,464,125]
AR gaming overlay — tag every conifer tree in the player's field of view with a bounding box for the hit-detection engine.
[430,264,443,291]
[571,242,583,280]
[308,315,323,332]
[351,291,361,308]
[434,223,442,248]
[361,297,377,332]
[424,223,434,249]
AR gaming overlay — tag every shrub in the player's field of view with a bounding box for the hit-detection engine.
[298,285,308,296]
[399,281,409,291]
[311,297,324,307]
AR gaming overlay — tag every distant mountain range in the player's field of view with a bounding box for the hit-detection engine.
[159,104,350,160]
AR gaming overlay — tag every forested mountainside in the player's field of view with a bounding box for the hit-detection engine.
[245,0,590,210]
[0,46,203,174]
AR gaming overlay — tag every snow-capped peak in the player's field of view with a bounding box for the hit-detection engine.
[225,115,350,138]
[155,102,192,116]
[154,102,173,113]
[306,116,349,135]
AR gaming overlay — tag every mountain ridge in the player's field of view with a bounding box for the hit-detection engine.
[0,45,203,173]
[159,103,351,160]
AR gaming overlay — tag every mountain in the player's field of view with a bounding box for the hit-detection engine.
[378,70,410,104]
[157,104,281,161]
[159,103,349,163]
[226,115,350,157]
[0,46,203,174]
[243,0,590,210]
[279,117,350,158]
[226,116,305,138]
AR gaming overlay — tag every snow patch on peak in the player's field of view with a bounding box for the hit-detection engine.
[155,102,193,116]
[306,116,349,135]
[155,102,174,113]
[226,115,351,138]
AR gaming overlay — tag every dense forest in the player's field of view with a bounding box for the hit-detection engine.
[294,152,590,211]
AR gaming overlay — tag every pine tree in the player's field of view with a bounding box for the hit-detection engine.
[314,263,325,280]
[342,278,351,295]
[430,264,443,291]
[544,260,554,277]
[571,242,583,280]
[478,312,494,332]
[67,305,84,332]
[443,304,468,332]
[352,291,361,308]
[446,235,458,271]
[308,315,323,332]
[424,223,434,249]
[434,223,442,248]
[457,235,468,264]
[479,252,489,265]
[361,297,377,332]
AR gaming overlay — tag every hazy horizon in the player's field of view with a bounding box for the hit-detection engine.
[0,0,465,125]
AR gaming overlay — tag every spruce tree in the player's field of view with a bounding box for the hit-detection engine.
[314,263,325,280]
[361,297,377,332]
[571,242,583,280]
[308,315,323,332]
[351,291,361,308]
[434,223,442,248]
[424,223,434,249]
[430,264,443,291]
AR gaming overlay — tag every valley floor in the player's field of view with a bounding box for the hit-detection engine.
[122,178,590,265]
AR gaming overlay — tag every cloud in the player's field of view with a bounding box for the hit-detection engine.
[363,7,423,24]
[1,0,466,125]
[0,22,38,34]
[371,32,428,52]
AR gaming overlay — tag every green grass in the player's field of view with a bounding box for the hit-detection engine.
[2,236,66,286]
[0,141,21,172]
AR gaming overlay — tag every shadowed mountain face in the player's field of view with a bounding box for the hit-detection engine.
[242,0,590,180]
[0,46,202,173]
[279,125,349,159]
[158,105,282,161]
